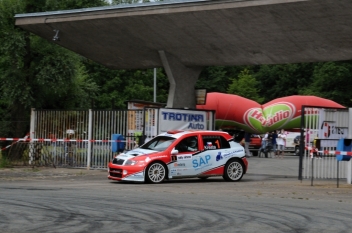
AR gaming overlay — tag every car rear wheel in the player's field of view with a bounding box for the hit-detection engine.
[223,159,244,182]
[145,162,166,184]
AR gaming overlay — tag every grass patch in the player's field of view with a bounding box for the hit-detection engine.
[0,155,12,168]
[76,171,86,176]
[13,168,41,173]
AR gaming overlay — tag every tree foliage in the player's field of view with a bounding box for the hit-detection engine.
[111,0,151,4]
[82,60,169,109]
[227,69,264,103]
[0,0,106,137]
[300,61,352,107]
[254,63,314,103]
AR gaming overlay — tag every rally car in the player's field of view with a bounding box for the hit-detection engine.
[108,130,248,183]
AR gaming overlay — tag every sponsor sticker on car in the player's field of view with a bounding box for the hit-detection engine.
[177,155,192,160]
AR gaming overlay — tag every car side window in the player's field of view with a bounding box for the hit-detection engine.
[202,135,230,150]
[176,136,198,152]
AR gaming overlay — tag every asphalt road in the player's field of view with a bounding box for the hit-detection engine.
[1,156,352,233]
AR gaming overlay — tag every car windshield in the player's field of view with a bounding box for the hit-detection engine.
[140,136,176,151]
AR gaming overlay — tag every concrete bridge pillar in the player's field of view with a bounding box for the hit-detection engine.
[159,50,203,109]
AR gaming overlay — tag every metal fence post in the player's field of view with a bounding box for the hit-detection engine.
[337,160,339,188]
[311,156,314,186]
[298,106,305,180]
[87,109,92,170]
[29,108,36,165]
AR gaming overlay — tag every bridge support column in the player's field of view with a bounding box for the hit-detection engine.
[159,50,203,109]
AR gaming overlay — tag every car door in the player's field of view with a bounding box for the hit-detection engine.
[198,135,232,175]
[168,135,202,177]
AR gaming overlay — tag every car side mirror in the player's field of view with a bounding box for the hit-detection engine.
[171,149,179,155]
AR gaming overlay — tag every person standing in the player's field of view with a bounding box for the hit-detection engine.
[244,132,252,157]
[264,132,269,146]
[276,129,286,159]
[271,130,278,158]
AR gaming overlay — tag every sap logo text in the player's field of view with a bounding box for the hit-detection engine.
[193,155,211,168]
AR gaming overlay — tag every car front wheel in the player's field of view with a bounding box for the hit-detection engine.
[223,159,244,182]
[145,162,166,184]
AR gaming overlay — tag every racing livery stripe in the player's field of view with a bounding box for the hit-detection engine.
[202,165,225,175]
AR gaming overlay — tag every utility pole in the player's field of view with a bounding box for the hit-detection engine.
[154,68,157,102]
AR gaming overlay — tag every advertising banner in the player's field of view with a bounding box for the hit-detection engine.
[197,92,345,133]
[318,110,348,140]
[159,108,207,133]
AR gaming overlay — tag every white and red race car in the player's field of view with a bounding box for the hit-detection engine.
[108,130,248,183]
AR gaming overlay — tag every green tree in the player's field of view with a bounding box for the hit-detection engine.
[197,66,240,93]
[254,63,314,103]
[227,69,264,103]
[82,59,168,109]
[0,0,105,138]
[111,0,150,4]
[46,0,108,11]
[300,61,352,107]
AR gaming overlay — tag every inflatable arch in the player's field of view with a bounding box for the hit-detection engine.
[196,92,345,134]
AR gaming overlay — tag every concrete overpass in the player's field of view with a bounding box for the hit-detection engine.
[15,0,352,108]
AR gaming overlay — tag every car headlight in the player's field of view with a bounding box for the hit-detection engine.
[125,160,139,166]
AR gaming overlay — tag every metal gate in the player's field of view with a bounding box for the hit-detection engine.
[299,106,349,179]
[30,109,140,169]
[29,107,215,169]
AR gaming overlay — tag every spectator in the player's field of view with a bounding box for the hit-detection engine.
[261,132,269,151]
[271,130,278,158]
[244,132,251,157]
[276,129,286,159]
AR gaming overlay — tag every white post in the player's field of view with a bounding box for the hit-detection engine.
[29,108,36,164]
[87,109,93,170]
[347,108,352,184]
[154,68,157,102]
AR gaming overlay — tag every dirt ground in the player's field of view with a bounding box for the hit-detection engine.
[1,165,352,204]
[0,166,106,181]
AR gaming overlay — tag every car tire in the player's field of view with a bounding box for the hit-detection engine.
[252,151,258,156]
[222,159,244,182]
[145,162,167,184]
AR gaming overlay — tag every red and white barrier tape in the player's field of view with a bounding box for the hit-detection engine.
[0,138,129,143]
[335,151,352,156]
[304,146,336,156]
[1,133,30,151]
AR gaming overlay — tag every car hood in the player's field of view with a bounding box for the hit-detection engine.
[117,148,158,159]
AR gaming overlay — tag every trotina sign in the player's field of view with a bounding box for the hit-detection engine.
[159,109,207,132]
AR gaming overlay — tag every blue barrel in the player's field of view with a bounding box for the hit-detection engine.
[111,134,125,153]
[337,138,352,151]
[336,155,351,161]
[336,138,352,161]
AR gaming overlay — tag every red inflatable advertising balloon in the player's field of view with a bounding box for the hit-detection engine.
[197,92,345,133]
